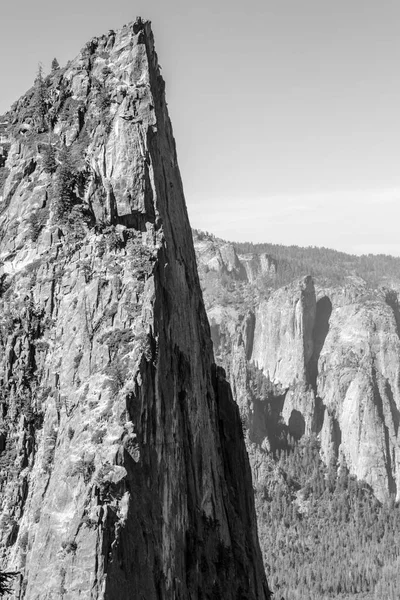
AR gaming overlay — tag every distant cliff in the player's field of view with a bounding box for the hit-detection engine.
[193,230,400,503]
[0,20,269,599]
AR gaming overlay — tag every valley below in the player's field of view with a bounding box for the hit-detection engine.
[193,229,400,600]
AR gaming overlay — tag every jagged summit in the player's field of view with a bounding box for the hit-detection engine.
[1,19,163,255]
[0,20,269,599]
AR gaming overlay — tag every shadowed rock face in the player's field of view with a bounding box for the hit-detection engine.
[0,20,269,599]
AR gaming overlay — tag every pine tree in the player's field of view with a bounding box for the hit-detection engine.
[42,140,57,174]
[53,145,78,221]
[33,64,47,131]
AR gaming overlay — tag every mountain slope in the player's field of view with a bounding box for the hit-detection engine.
[0,21,269,599]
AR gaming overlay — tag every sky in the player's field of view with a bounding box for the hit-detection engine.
[1,0,399,255]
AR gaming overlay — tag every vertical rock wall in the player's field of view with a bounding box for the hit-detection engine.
[0,20,269,599]
[251,276,316,387]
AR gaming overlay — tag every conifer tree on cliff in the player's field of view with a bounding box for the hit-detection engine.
[53,145,80,221]
[33,64,47,131]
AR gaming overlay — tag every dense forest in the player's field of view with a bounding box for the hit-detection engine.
[254,435,400,600]
[234,241,400,288]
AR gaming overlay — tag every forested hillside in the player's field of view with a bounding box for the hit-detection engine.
[255,435,400,600]
[234,241,400,288]
[193,229,400,288]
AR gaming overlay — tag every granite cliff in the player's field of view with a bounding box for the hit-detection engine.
[193,231,400,503]
[0,21,270,599]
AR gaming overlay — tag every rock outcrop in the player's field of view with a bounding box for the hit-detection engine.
[316,288,400,500]
[251,276,316,387]
[0,20,269,599]
[238,253,277,285]
[194,232,276,287]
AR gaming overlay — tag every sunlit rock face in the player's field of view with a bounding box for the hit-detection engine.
[316,290,400,500]
[251,276,316,387]
[0,20,270,599]
[194,233,400,502]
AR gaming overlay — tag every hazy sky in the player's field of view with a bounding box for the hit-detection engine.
[1,0,399,255]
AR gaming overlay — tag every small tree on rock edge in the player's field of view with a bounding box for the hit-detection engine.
[33,64,47,131]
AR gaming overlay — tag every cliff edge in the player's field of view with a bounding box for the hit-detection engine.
[0,20,269,599]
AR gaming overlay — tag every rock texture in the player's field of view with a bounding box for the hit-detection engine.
[0,20,269,599]
[251,276,316,387]
[194,233,276,286]
[194,234,400,502]
[316,288,400,500]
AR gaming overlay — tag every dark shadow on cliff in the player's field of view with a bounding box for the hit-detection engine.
[308,296,332,390]
[313,396,325,435]
[250,389,288,452]
[243,311,256,361]
[371,367,397,498]
[246,363,292,452]
[385,380,400,437]
[288,409,305,440]
[308,297,332,438]
[385,290,400,341]
[331,415,342,459]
